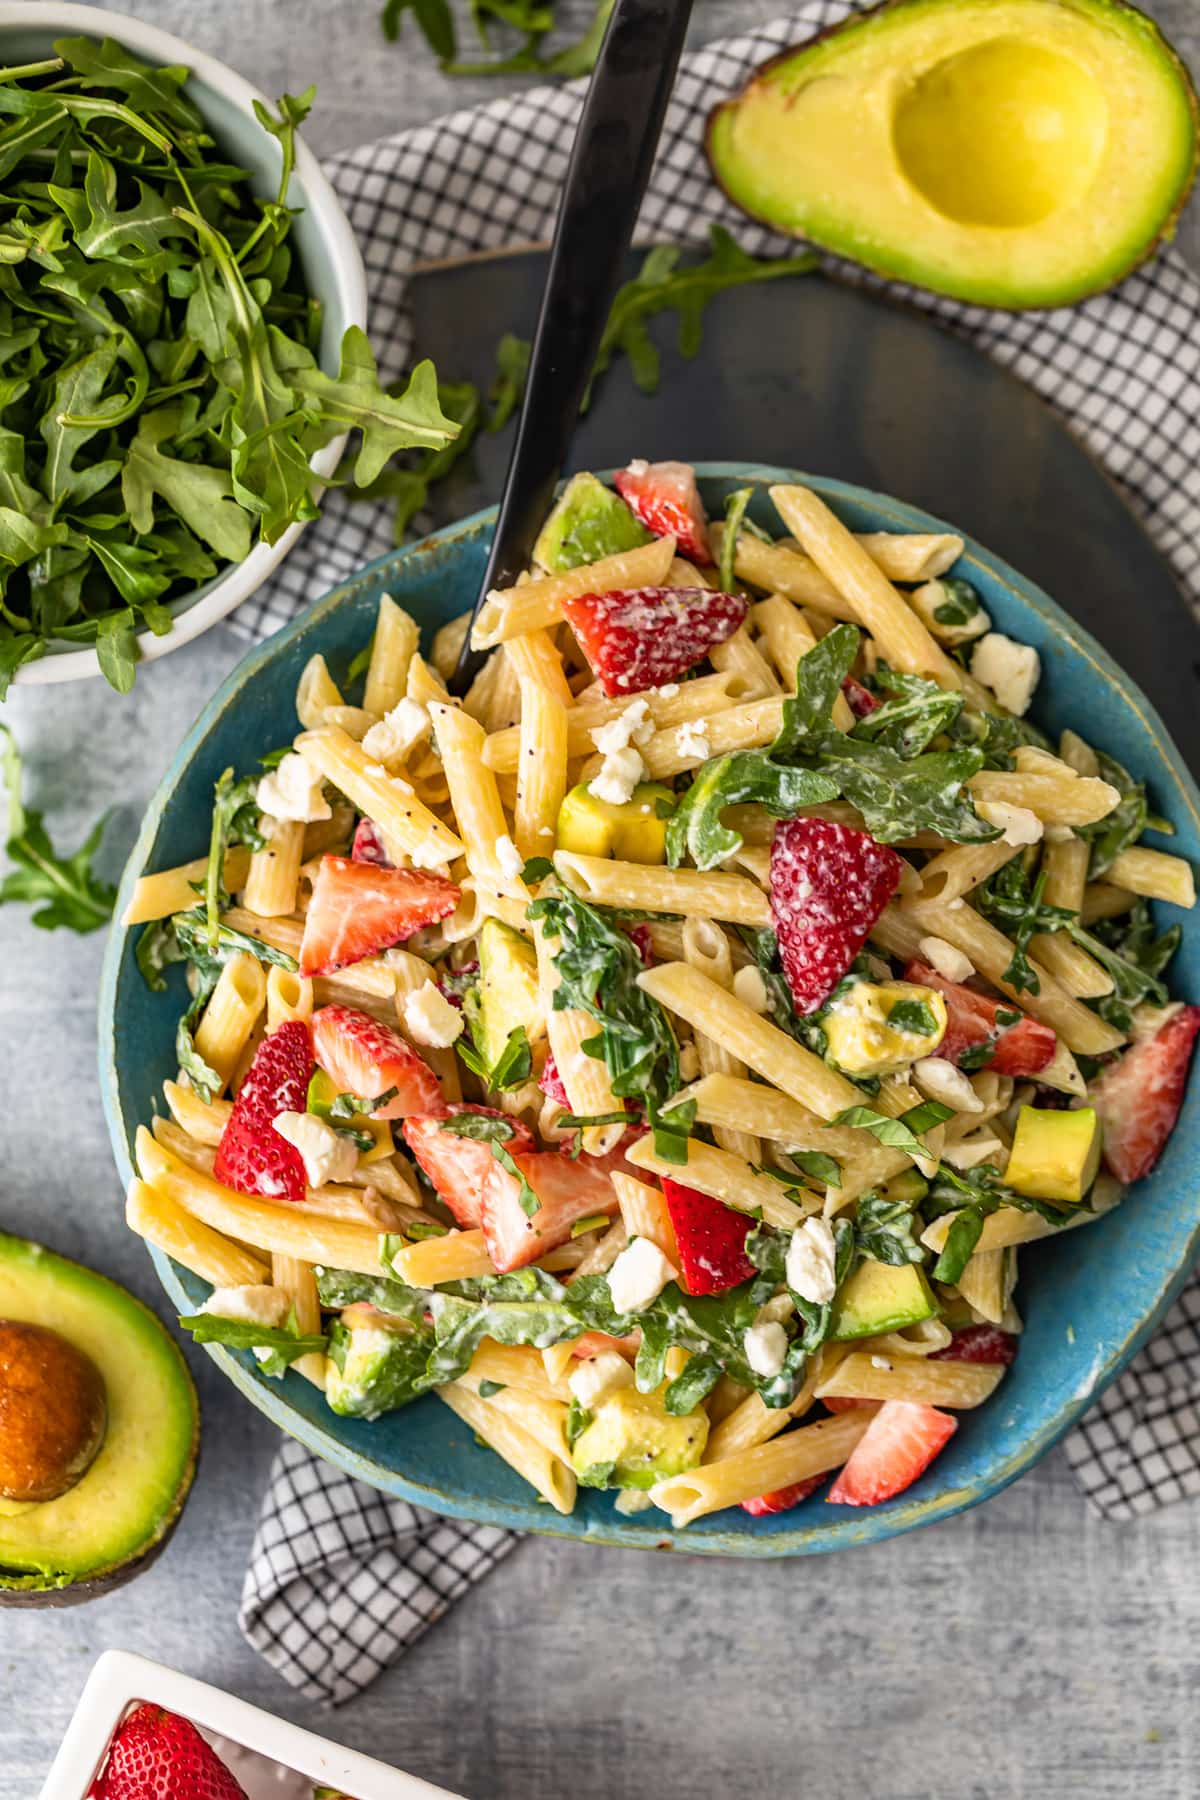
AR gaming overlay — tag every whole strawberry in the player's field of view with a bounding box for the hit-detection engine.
[91,1704,248,1798]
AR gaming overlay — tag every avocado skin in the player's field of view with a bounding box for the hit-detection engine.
[706,0,1200,310]
[0,1235,199,1608]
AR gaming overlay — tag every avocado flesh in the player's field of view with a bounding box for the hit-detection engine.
[831,1259,938,1341]
[476,917,541,1072]
[533,472,651,573]
[572,1386,709,1489]
[0,1234,198,1600]
[557,781,674,864]
[1005,1104,1101,1204]
[707,0,1199,307]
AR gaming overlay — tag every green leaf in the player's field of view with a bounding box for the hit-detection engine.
[852,664,964,759]
[1074,751,1148,879]
[251,86,317,207]
[121,405,252,562]
[854,1190,927,1267]
[826,1104,938,1164]
[493,1141,540,1217]
[135,917,187,992]
[664,750,839,871]
[885,998,941,1038]
[38,336,121,503]
[178,1312,327,1360]
[718,486,753,594]
[0,724,116,931]
[202,767,265,948]
[438,1112,517,1144]
[974,860,1077,996]
[291,334,458,486]
[774,623,861,753]
[931,1206,985,1284]
[788,1149,842,1187]
[649,1096,696,1165]
[486,333,530,432]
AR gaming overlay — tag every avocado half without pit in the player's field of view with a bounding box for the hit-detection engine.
[707,0,1199,308]
[0,1233,198,1606]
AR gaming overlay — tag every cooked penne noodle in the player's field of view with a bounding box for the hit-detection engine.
[482,671,745,773]
[904,841,1017,910]
[968,769,1121,827]
[504,628,575,707]
[363,595,420,717]
[430,702,525,897]
[272,1252,326,1388]
[1081,883,1137,924]
[296,653,344,729]
[534,919,626,1155]
[611,1173,679,1262]
[651,1411,873,1527]
[241,819,305,920]
[626,1136,806,1230]
[514,678,569,861]
[439,1381,576,1514]
[567,1216,629,1278]
[122,846,251,926]
[471,536,676,649]
[816,1354,1004,1408]
[636,697,785,779]
[709,623,781,698]
[954,1248,1014,1326]
[386,1228,496,1286]
[681,917,761,1163]
[295,725,463,867]
[752,594,856,728]
[163,1079,231,1145]
[704,1353,829,1463]
[1106,846,1196,908]
[555,851,770,927]
[265,965,314,1032]
[1031,835,1112,997]
[193,953,266,1094]
[126,1178,270,1289]
[470,1341,572,1401]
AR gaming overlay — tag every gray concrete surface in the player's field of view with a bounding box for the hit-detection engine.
[3,3,1200,1796]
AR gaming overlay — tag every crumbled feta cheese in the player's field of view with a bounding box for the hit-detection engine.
[674,718,711,762]
[975,800,1044,848]
[970,632,1040,716]
[256,751,332,824]
[568,1351,635,1410]
[411,832,455,870]
[910,578,991,647]
[198,1285,290,1328]
[785,1216,838,1306]
[591,697,654,756]
[589,744,645,806]
[361,697,430,767]
[272,1111,359,1188]
[606,1237,678,1314]
[363,762,387,779]
[626,458,649,477]
[743,1319,788,1378]
[918,935,975,983]
[912,1055,984,1115]
[732,965,770,1014]
[495,833,525,881]
[403,979,464,1048]
[539,825,555,837]
[614,1488,655,1515]
[655,683,680,699]
[870,1355,893,1371]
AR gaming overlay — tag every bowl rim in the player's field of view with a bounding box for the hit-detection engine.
[0,0,368,687]
[98,464,1200,1556]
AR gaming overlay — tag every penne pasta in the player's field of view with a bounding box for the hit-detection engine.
[122,846,251,926]
[363,595,420,718]
[471,536,676,649]
[815,1354,1005,1408]
[126,1178,270,1289]
[651,1411,873,1527]
[554,851,771,927]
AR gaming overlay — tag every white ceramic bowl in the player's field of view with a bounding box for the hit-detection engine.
[40,1650,462,1799]
[0,3,367,686]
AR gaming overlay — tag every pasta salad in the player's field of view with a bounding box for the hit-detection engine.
[123,464,1199,1526]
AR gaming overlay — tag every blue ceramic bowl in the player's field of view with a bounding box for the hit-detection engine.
[98,466,1200,1555]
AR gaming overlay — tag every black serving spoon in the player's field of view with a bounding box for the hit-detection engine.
[450,0,694,695]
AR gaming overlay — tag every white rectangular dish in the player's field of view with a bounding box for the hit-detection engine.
[40,1650,462,1799]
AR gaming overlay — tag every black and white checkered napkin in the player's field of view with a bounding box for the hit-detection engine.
[238,1,1200,1700]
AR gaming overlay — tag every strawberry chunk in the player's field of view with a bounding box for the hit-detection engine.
[662,1177,755,1295]
[299,855,459,978]
[904,960,1057,1076]
[842,675,879,718]
[480,1150,619,1272]
[614,459,711,563]
[823,1396,872,1412]
[740,1473,825,1517]
[403,1106,535,1229]
[539,1049,570,1106]
[92,1703,248,1799]
[312,1003,445,1119]
[213,1020,313,1205]
[571,1330,641,1359]
[827,1399,957,1507]
[930,1325,1018,1365]
[561,585,746,697]
[771,819,903,1014]
[1093,1004,1200,1184]
[351,818,392,867]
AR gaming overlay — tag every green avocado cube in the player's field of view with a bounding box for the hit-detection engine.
[475,917,541,1073]
[1004,1105,1101,1205]
[571,1386,708,1490]
[533,472,652,573]
[831,1260,937,1342]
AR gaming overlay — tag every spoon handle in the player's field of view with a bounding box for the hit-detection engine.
[451,0,693,693]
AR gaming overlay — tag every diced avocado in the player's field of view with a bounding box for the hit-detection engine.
[707,0,1199,308]
[532,472,652,573]
[556,781,674,865]
[823,980,947,1077]
[831,1260,937,1342]
[0,1233,198,1604]
[882,1168,929,1207]
[571,1385,709,1490]
[475,918,541,1071]
[1005,1105,1101,1205]
[325,1307,430,1420]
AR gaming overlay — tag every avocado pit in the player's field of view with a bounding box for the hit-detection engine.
[0,1319,107,1504]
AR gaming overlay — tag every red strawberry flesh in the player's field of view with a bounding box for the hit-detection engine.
[91,1703,248,1800]
[299,855,459,978]
[662,1177,755,1295]
[213,1020,313,1204]
[479,1149,618,1272]
[827,1399,957,1507]
[741,1472,825,1516]
[1093,1003,1200,1184]
[614,459,711,563]
[560,585,746,697]
[930,1325,1018,1365]
[351,818,392,867]
[771,818,903,1014]
[312,1003,445,1119]
[904,960,1056,1076]
[403,1106,535,1229]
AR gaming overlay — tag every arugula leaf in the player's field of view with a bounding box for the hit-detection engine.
[313,1266,427,1318]
[487,333,532,432]
[178,1312,327,1363]
[529,887,679,1109]
[663,1353,724,1417]
[1074,751,1148,879]
[826,1102,949,1163]
[493,1141,540,1217]
[176,979,222,1102]
[343,376,480,542]
[203,767,264,948]
[925,1161,1075,1283]
[0,724,115,931]
[438,1113,516,1144]
[136,917,188,992]
[456,1021,533,1092]
[744,1218,857,1358]
[565,1397,592,1446]
[649,1096,696,1165]
[718,487,753,594]
[886,998,940,1037]
[852,664,964,759]
[664,750,839,871]
[1081,900,1179,1034]
[171,908,297,973]
[854,1190,927,1266]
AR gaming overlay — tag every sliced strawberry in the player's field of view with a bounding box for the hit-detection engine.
[613,459,711,563]
[571,1330,641,1359]
[622,921,654,965]
[480,1150,619,1272]
[904,960,1057,1076]
[561,585,746,698]
[351,818,392,867]
[661,1177,755,1295]
[402,1106,535,1229]
[823,1396,872,1412]
[299,855,459,978]
[930,1325,1018,1364]
[771,818,903,1015]
[539,1049,570,1107]
[842,675,879,718]
[740,1472,825,1516]
[213,1021,313,1204]
[92,1703,248,1799]
[311,1003,445,1119]
[827,1399,957,1507]
[1093,1004,1200,1184]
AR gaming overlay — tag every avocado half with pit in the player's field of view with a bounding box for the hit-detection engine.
[707,0,1199,308]
[0,1233,198,1606]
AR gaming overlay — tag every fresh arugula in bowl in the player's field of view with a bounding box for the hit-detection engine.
[0,38,457,693]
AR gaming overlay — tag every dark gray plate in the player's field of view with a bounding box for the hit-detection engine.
[411,253,1200,767]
